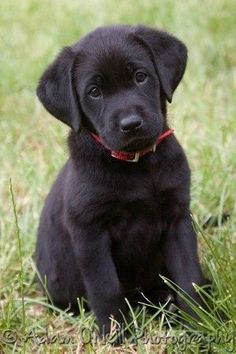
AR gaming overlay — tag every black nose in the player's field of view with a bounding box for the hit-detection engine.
[120,115,143,133]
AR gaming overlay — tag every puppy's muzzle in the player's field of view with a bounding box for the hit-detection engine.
[120,115,143,133]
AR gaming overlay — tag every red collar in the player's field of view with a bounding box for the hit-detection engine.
[90,129,174,162]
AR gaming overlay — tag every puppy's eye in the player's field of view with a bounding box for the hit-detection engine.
[135,72,147,84]
[88,86,102,98]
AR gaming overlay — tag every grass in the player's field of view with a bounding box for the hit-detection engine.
[0,0,235,352]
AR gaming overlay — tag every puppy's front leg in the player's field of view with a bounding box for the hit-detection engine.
[73,227,125,335]
[164,215,206,317]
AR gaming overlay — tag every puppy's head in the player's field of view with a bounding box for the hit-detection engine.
[37,25,187,152]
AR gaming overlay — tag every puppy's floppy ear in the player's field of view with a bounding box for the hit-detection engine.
[135,26,187,103]
[37,47,81,132]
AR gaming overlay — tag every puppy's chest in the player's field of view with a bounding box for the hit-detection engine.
[108,199,164,257]
[108,200,164,288]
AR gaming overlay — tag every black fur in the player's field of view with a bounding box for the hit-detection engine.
[36,25,206,334]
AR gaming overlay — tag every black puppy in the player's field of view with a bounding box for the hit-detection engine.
[36,25,206,334]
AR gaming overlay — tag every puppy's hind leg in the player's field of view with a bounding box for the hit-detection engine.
[36,227,86,315]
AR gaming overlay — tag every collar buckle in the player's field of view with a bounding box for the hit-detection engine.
[152,143,157,152]
[126,152,140,162]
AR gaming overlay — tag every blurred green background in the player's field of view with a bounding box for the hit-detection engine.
[0,0,235,352]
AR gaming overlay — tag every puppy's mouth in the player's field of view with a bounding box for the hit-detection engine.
[103,134,158,153]
[120,136,157,152]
